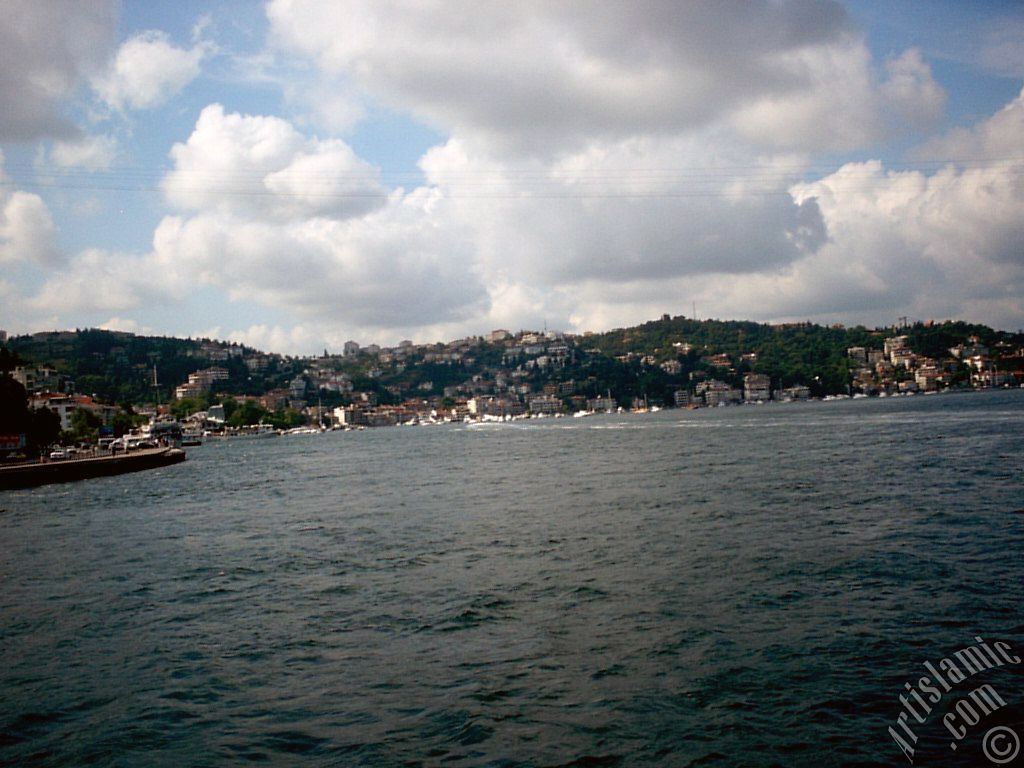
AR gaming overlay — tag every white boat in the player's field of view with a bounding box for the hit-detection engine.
[181,428,203,446]
[283,426,321,435]
[232,423,279,438]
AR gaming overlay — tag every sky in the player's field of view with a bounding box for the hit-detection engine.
[1,1,1023,354]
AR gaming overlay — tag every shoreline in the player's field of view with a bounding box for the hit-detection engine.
[0,447,187,491]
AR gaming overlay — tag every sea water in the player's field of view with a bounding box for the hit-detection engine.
[2,390,1023,766]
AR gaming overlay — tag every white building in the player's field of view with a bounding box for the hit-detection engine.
[244,356,268,373]
[528,394,561,414]
[660,360,682,375]
[777,385,811,401]
[468,396,524,418]
[884,335,909,357]
[29,394,117,431]
[744,373,771,401]
[12,366,62,393]
[288,375,308,398]
[697,380,739,406]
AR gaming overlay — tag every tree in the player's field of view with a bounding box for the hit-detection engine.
[226,400,268,427]
[112,409,143,437]
[0,369,63,456]
[220,397,239,421]
[27,407,61,451]
[0,374,29,435]
[266,408,307,429]
[0,346,23,375]
[68,408,102,444]
[170,395,210,419]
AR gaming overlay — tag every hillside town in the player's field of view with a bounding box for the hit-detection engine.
[3,318,1023,450]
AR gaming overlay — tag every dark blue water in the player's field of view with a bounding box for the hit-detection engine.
[2,390,1023,766]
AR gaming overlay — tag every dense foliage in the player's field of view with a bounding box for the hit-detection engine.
[584,316,1022,398]
[0,374,61,456]
[3,318,1022,415]
[5,330,294,405]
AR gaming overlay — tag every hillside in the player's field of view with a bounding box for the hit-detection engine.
[4,316,1023,410]
[4,330,290,405]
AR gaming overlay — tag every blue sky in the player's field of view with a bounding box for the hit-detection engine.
[1,1,1022,354]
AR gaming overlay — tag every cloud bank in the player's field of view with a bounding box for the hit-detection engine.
[5,2,1023,352]
[0,0,118,141]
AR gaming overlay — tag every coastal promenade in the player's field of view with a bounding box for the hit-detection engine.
[0,447,186,491]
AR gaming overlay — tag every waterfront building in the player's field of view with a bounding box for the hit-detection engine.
[744,373,772,401]
[29,393,118,431]
[528,394,561,415]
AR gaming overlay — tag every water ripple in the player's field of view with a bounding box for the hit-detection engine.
[1,390,1022,766]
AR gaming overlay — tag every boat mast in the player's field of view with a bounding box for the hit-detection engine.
[152,365,161,414]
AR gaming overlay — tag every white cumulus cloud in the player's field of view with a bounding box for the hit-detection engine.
[770,91,1024,328]
[47,134,119,170]
[20,3,1021,352]
[92,30,205,111]
[98,317,155,335]
[150,191,489,332]
[0,191,61,267]
[162,104,386,220]
[0,153,61,266]
[10,106,492,345]
[25,247,176,316]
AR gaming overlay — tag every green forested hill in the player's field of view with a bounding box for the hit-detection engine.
[4,330,257,405]
[3,316,1022,408]
[587,315,1023,395]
